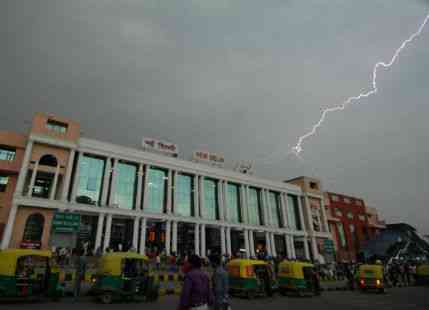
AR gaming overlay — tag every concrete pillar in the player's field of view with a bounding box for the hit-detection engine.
[240,185,247,224]
[142,165,150,211]
[244,229,250,258]
[15,140,33,196]
[27,160,39,197]
[108,159,119,206]
[194,223,200,256]
[223,181,229,222]
[285,235,291,259]
[245,186,250,224]
[304,196,314,233]
[135,164,144,210]
[139,218,147,255]
[172,221,178,254]
[265,231,272,256]
[297,196,306,231]
[103,214,113,252]
[217,180,224,221]
[61,149,76,201]
[280,193,288,228]
[195,175,201,218]
[132,217,140,250]
[320,199,330,233]
[271,233,277,257]
[303,237,310,260]
[311,237,319,262]
[49,164,61,200]
[0,204,18,249]
[94,213,105,252]
[165,220,171,256]
[249,230,255,257]
[167,170,173,214]
[101,157,111,206]
[201,224,206,257]
[226,227,232,256]
[71,152,82,202]
[220,227,226,255]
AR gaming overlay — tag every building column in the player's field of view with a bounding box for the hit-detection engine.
[103,214,113,252]
[303,237,310,260]
[165,220,171,256]
[240,185,247,224]
[94,213,105,252]
[285,235,291,259]
[0,204,18,249]
[167,170,173,214]
[70,152,82,202]
[132,217,140,250]
[61,149,76,201]
[244,229,250,258]
[280,193,289,228]
[195,175,201,218]
[108,159,119,206]
[265,232,272,256]
[311,237,319,262]
[245,186,251,224]
[201,224,206,257]
[217,180,224,220]
[320,199,330,233]
[194,223,200,256]
[223,181,229,222]
[260,190,268,226]
[172,221,178,254]
[142,165,150,210]
[27,160,39,197]
[297,195,306,231]
[291,236,297,259]
[304,196,314,233]
[139,218,147,255]
[271,233,277,257]
[15,140,33,196]
[100,157,111,206]
[226,227,232,256]
[249,230,255,257]
[220,227,226,255]
[49,164,61,200]
[265,190,273,227]
[135,164,144,210]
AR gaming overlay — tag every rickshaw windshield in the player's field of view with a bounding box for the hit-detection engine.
[121,258,148,278]
[16,255,49,279]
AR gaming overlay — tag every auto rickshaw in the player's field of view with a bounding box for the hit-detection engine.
[0,249,63,301]
[357,263,385,293]
[277,261,319,296]
[90,252,159,304]
[226,259,276,299]
[415,264,429,285]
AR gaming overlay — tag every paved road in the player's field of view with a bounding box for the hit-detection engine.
[0,287,427,310]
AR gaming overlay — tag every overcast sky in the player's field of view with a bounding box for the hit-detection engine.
[1,0,429,233]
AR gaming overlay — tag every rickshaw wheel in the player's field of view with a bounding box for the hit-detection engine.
[100,292,113,304]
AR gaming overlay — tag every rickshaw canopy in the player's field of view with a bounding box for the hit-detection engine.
[278,261,314,279]
[0,249,52,276]
[98,252,149,276]
[226,259,269,278]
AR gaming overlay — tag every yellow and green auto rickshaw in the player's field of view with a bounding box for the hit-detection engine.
[226,259,275,299]
[0,249,63,301]
[358,263,385,293]
[277,261,319,296]
[90,252,159,304]
[415,264,429,285]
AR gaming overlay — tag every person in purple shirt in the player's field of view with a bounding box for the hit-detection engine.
[178,255,213,310]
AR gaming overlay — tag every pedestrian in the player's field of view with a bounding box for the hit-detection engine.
[73,248,87,302]
[156,253,161,271]
[177,255,213,310]
[212,255,229,310]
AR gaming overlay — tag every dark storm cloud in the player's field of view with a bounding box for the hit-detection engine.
[1,0,428,232]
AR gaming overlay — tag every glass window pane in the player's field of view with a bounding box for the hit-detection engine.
[0,148,16,161]
[248,188,260,225]
[175,174,193,217]
[269,192,281,227]
[77,155,105,205]
[203,178,218,220]
[287,195,302,230]
[114,162,136,209]
[227,183,241,223]
[146,168,166,214]
[338,223,347,248]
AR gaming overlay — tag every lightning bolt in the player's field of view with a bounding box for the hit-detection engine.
[292,12,429,156]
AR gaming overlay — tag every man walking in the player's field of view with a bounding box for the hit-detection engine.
[178,255,213,310]
[212,255,229,310]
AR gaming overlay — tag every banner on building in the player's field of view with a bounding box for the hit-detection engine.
[192,150,225,167]
[142,137,179,157]
[52,212,81,233]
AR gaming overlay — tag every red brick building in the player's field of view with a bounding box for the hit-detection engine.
[325,192,372,262]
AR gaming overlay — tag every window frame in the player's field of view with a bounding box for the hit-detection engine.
[0,146,16,161]
[46,119,68,134]
[0,175,9,192]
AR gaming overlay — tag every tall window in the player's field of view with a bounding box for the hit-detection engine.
[248,188,261,225]
[114,162,137,209]
[175,174,193,217]
[77,155,105,205]
[203,178,218,220]
[46,119,68,133]
[0,147,16,161]
[23,213,44,242]
[287,195,302,230]
[337,223,347,248]
[0,175,8,192]
[227,183,241,223]
[268,191,281,227]
[146,167,167,214]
